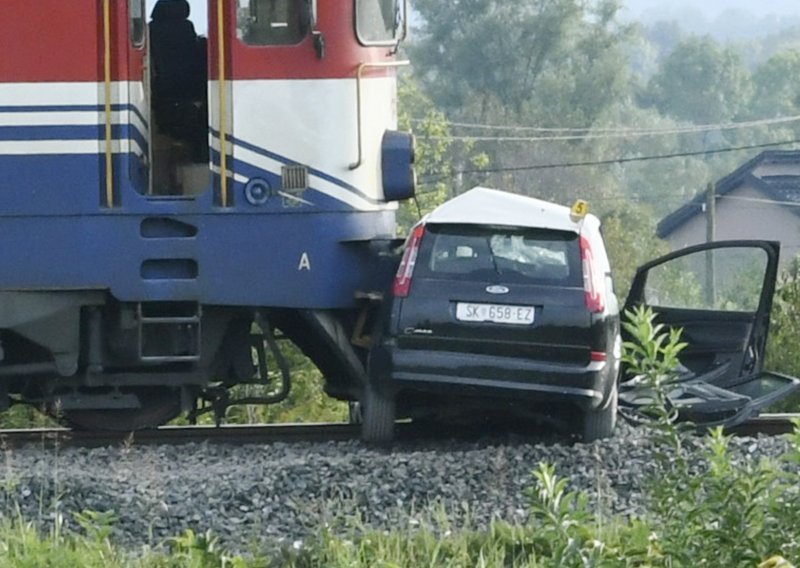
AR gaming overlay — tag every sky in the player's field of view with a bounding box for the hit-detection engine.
[622,0,800,20]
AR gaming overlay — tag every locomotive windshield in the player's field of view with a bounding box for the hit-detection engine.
[237,0,309,45]
[356,0,404,44]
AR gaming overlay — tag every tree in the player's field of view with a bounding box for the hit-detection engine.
[600,201,668,298]
[407,0,634,204]
[395,73,489,232]
[410,0,633,128]
[749,49,800,119]
[395,74,455,232]
[641,37,752,124]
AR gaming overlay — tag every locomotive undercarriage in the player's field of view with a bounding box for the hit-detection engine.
[0,291,371,430]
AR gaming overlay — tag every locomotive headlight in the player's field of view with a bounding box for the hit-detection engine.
[381,130,416,202]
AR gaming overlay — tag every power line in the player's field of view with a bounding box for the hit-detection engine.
[418,138,800,183]
[718,194,800,208]
[410,114,800,137]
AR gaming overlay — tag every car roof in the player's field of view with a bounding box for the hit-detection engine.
[422,187,599,234]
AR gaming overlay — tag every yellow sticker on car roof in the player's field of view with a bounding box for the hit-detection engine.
[570,200,589,221]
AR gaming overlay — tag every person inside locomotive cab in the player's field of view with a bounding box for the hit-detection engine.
[149,0,208,163]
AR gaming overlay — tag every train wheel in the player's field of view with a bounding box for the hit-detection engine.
[54,388,182,432]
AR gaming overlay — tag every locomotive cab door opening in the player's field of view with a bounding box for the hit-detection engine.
[146,0,210,196]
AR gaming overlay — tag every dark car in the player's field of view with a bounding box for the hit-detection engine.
[362,188,622,442]
[361,188,800,443]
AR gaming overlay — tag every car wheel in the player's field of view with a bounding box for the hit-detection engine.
[581,382,618,442]
[361,382,396,443]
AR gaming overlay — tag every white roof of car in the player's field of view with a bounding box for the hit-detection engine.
[423,187,599,234]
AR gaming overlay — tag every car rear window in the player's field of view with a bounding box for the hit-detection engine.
[416,224,582,286]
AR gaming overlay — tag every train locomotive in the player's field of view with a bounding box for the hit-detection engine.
[0,0,415,429]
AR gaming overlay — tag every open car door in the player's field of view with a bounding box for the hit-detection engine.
[621,240,800,427]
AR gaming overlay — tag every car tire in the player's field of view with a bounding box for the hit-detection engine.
[362,382,396,443]
[581,381,618,442]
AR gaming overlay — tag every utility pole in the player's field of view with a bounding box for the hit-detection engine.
[705,181,716,307]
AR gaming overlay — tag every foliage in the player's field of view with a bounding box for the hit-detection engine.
[395,73,490,233]
[0,507,254,567]
[767,258,800,377]
[600,202,668,298]
[396,73,455,233]
[618,307,800,565]
[410,0,632,124]
[641,36,753,124]
[215,341,348,425]
[765,258,800,411]
[167,529,249,568]
[408,0,635,203]
[750,50,800,121]
[402,1,800,224]
[621,305,689,451]
[0,404,58,430]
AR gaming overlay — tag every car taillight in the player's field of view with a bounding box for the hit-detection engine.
[580,235,605,313]
[393,224,426,298]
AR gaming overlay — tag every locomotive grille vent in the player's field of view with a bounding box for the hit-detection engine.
[282,165,309,191]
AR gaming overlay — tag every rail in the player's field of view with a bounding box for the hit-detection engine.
[0,423,362,449]
[0,413,796,449]
[726,413,799,437]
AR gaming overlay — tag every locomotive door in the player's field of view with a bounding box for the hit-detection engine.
[145,0,211,197]
[216,0,321,208]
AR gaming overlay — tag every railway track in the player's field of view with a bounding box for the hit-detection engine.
[0,422,364,449]
[0,414,796,449]
[726,413,799,437]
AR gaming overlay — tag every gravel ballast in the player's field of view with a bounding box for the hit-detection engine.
[0,423,794,553]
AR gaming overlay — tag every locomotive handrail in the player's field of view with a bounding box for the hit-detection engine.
[217,0,229,207]
[349,60,409,171]
[103,0,114,207]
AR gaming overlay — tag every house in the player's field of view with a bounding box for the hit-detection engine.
[658,150,800,266]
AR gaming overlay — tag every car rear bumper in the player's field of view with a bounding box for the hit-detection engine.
[373,346,616,410]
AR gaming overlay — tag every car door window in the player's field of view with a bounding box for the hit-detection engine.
[643,246,768,311]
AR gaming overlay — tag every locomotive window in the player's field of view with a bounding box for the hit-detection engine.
[237,0,309,46]
[130,0,146,48]
[356,0,403,45]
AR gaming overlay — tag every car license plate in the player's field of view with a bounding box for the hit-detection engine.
[455,303,534,325]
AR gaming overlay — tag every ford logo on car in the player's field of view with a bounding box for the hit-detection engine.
[486,285,510,295]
